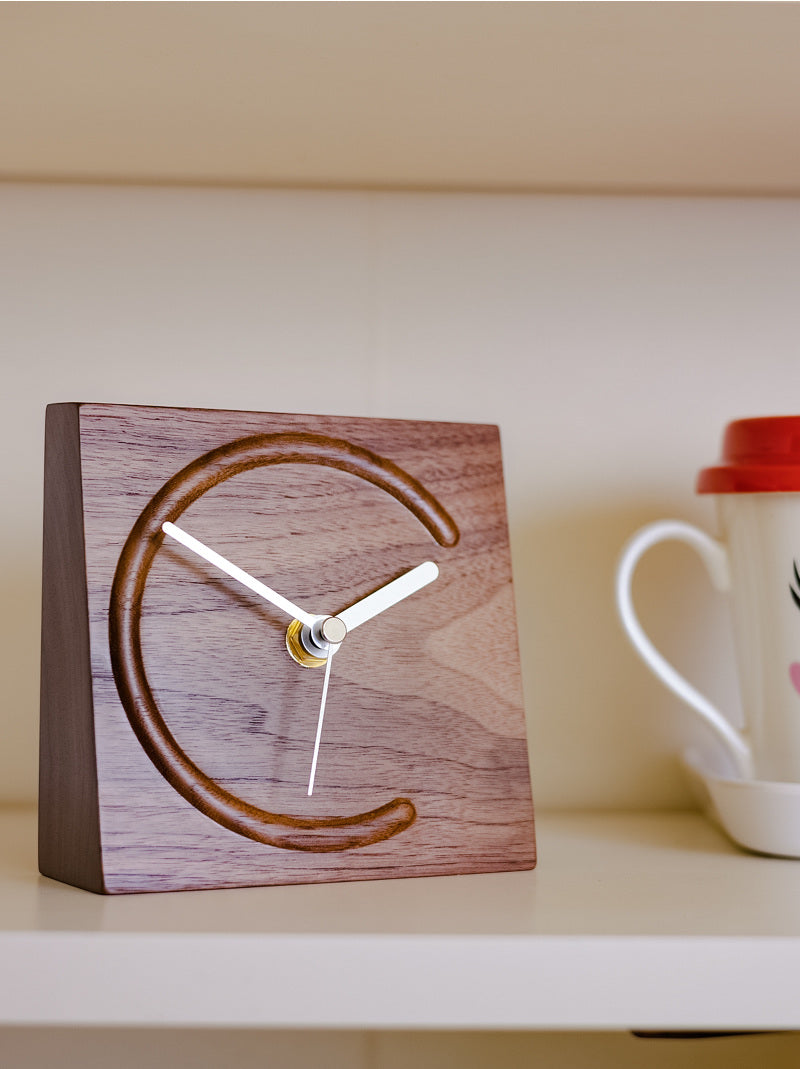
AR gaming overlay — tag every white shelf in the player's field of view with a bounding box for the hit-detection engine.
[3,807,800,1031]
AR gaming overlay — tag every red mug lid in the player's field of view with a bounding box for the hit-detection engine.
[697,416,800,494]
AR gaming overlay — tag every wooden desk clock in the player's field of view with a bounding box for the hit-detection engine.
[40,403,535,893]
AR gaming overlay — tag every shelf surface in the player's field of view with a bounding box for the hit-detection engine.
[2,807,800,1029]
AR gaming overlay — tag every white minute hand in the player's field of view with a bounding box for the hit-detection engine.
[162,522,317,628]
[337,561,439,632]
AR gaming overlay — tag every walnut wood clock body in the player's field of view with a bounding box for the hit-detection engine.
[40,403,535,893]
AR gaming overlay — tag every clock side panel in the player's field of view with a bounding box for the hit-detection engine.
[77,404,535,892]
[39,403,105,893]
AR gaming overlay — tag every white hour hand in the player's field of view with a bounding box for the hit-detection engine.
[337,561,439,632]
[162,521,317,628]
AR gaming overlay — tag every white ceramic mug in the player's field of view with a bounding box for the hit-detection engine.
[616,417,800,784]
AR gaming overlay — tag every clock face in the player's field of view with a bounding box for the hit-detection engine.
[43,403,535,893]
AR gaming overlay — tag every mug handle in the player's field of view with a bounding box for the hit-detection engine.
[615,520,753,779]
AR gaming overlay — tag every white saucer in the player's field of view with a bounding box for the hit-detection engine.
[682,748,800,859]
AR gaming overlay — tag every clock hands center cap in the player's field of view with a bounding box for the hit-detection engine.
[286,615,346,668]
[317,616,347,646]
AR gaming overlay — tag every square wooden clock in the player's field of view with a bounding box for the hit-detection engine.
[40,403,536,893]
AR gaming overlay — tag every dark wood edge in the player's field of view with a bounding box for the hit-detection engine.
[39,403,105,892]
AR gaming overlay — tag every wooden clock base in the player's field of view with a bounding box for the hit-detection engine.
[39,403,536,893]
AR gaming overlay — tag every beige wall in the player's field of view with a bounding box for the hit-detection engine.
[3,182,800,810]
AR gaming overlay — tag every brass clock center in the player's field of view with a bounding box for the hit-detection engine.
[285,615,348,668]
[286,617,336,668]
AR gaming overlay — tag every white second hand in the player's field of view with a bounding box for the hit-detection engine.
[307,648,335,796]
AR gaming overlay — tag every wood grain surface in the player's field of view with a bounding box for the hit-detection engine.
[40,403,535,893]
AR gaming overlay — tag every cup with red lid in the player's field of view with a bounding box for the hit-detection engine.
[617,416,800,787]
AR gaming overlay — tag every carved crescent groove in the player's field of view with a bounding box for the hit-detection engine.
[109,432,459,852]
